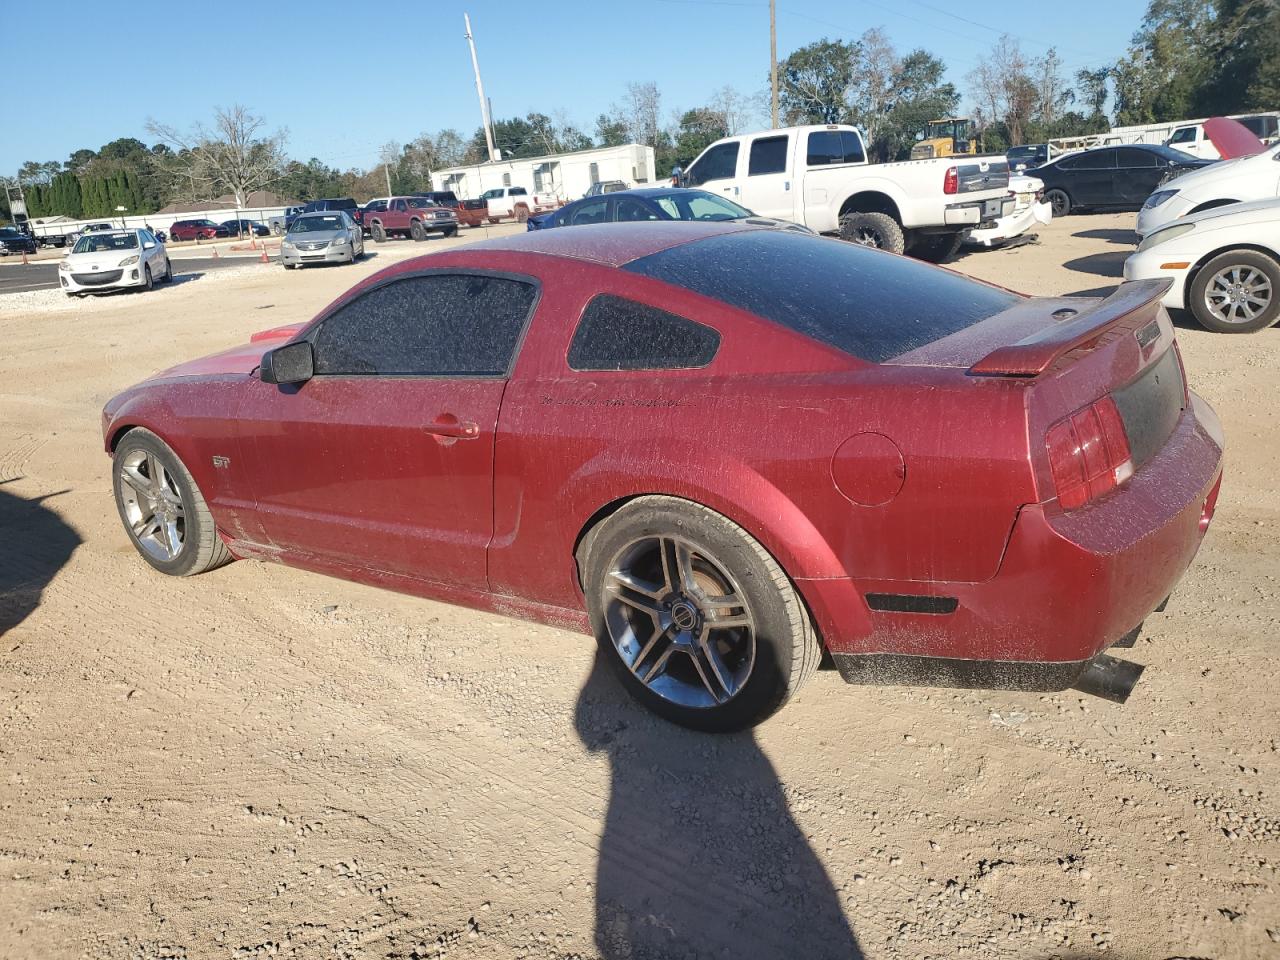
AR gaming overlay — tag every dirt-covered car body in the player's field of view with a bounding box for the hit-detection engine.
[101,222,1223,704]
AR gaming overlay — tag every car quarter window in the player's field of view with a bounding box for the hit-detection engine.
[686,142,740,186]
[568,295,721,371]
[570,199,609,225]
[614,198,659,222]
[312,274,537,377]
[748,135,788,175]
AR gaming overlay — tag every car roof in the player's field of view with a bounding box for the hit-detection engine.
[461,220,775,267]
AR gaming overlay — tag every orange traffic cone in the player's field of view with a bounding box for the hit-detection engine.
[260,245,270,264]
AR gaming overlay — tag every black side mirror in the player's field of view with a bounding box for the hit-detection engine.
[260,341,315,385]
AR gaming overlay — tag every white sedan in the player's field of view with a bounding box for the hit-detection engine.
[1123,198,1279,333]
[964,174,1053,247]
[59,228,172,297]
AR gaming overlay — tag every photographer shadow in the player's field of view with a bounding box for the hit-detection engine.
[575,651,863,959]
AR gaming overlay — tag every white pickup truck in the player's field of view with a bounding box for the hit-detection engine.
[477,186,560,223]
[676,124,1013,261]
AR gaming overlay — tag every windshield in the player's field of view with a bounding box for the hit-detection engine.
[653,191,752,221]
[290,215,344,233]
[625,230,1019,363]
[0,228,20,237]
[73,233,138,254]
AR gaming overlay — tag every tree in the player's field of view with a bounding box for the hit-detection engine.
[1075,68,1111,122]
[618,82,663,148]
[710,85,756,135]
[595,113,629,146]
[1032,48,1073,132]
[147,104,287,206]
[1111,0,1215,124]
[966,35,1037,146]
[17,161,59,185]
[1200,0,1280,113]
[671,107,729,169]
[777,39,856,125]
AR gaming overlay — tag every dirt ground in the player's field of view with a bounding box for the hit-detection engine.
[1,215,1277,960]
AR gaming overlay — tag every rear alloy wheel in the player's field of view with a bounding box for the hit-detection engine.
[1189,250,1280,334]
[839,211,905,255]
[912,231,964,264]
[410,219,426,241]
[1046,188,1071,217]
[112,428,232,577]
[581,496,820,732]
[372,222,386,243]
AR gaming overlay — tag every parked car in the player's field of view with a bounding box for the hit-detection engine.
[299,197,363,229]
[413,191,489,228]
[525,187,809,233]
[1006,144,1050,172]
[268,206,305,235]
[59,228,171,296]
[101,221,1222,731]
[1030,144,1212,217]
[1164,115,1279,159]
[1137,135,1279,238]
[280,211,365,268]
[0,225,38,256]
[964,174,1053,248]
[1125,197,1280,333]
[676,123,1012,261]
[363,196,458,242]
[64,222,117,248]
[220,219,270,237]
[582,180,629,198]
[169,219,228,242]
[478,186,559,223]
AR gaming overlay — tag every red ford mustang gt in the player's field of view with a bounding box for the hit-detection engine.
[102,221,1223,731]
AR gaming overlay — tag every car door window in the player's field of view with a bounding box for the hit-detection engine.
[393,199,407,212]
[614,198,659,222]
[1116,147,1158,169]
[568,295,720,371]
[1169,127,1196,145]
[685,142,739,186]
[570,199,609,225]
[748,136,788,175]
[1076,149,1118,170]
[806,131,865,166]
[312,274,537,377]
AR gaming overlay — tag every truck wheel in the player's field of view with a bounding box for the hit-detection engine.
[839,212,905,255]
[911,231,964,264]
[515,205,530,223]
[1045,189,1071,217]
[444,226,459,238]
[410,220,426,242]
[372,223,386,243]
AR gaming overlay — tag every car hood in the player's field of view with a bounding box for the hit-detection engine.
[65,250,139,271]
[1163,147,1276,192]
[149,323,307,380]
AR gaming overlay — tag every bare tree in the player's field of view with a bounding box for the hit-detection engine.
[966,36,1036,145]
[848,28,899,147]
[1033,48,1074,131]
[618,82,663,148]
[147,105,287,207]
[711,85,757,135]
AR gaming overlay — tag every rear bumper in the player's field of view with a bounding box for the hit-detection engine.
[806,392,1224,690]
[944,195,1014,226]
[965,199,1052,247]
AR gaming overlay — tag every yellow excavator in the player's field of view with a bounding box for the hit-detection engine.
[910,118,979,160]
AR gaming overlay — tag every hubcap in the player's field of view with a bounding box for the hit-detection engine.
[1205,265,1272,324]
[602,535,755,709]
[118,449,186,561]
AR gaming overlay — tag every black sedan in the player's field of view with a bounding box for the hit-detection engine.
[526,187,808,232]
[1030,144,1213,217]
[220,219,270,237]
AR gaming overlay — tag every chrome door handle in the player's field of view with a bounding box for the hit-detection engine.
[424,416,480,443]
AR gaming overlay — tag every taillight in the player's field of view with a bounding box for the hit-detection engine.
[1045,395,1134,509]
[943,166,958,195]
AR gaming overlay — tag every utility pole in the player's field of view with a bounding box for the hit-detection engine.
[384,162,392,196]
[770,0,778,128]
[465,13,497,163]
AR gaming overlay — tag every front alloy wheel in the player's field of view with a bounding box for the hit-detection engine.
[1190,250,1280,334]
[117,447,186,562]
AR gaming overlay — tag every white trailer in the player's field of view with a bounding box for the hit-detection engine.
[1049,111,1279,158]
[433,143,656,203]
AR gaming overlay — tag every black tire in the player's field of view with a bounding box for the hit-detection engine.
[372,222,386,243]
[1188,250,1280,334]
[444,225,459,238]
[1046,188,1071,217]
[141,265,153,292]
[488,218,499,225]
[839,211,905,255]
[162,258,173,282]
[911,231,964,264]
[580,496,821,733]
[283,263,296,270]
[271,224,282,236]
[410,219,426,241]
[112,428,233,577]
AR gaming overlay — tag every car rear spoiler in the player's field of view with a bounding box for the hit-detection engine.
[968,279,1174,377]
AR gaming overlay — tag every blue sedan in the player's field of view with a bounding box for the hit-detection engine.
[526,187,808,232]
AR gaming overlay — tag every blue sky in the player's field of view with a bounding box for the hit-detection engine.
[4,0,1146,174]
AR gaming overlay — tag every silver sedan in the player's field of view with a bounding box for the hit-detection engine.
[280,211,365,268]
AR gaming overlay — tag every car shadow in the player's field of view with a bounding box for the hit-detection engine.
[1063,251,1128,278]
[1072,228,1137,245]
[0,482,80,640]
[574,651,864,959]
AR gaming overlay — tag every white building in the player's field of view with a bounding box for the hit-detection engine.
[434,143,657,202]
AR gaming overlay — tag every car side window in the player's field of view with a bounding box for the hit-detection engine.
[570,199,609,225]
[685,142,739,186]
[748,135,788,175]
[614,198,659,222]
[367,200,386,212]
[1076,149,1118,169]
[393,199,407,211]
[806,131,864,166]
[1169,127,1196,144]
[510,187,527,196]
[568,294,721,371]
[1116,147,1158,169]
[312,274,537,377]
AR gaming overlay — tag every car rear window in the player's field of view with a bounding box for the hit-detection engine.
[623,230,1021,363]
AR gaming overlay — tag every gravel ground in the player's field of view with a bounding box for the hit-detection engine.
[0,214,1278,960]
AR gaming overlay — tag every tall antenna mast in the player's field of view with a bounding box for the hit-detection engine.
[464,13,498,162]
